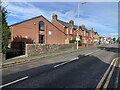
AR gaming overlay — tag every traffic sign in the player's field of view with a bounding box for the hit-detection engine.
[76,37,80,41]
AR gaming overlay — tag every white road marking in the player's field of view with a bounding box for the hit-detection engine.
[95,58,116,89]
[0,76,29,88]
[10,68,20,71]
[85,49,100,56]
[85,52,93,56]
[54,49,100,68]
[54,57,79,68]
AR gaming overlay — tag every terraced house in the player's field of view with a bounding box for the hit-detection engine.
[52,14,98,47]
[94,32,100,45]
[9,14,100,53]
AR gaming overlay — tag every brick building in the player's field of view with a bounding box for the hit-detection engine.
[51,14,99,46]
[52,14,79,44]
[88,28,95,45]
[94,32,100,44]
[9,15,66,53]
[52,14,86,45]
[9,14,100,54]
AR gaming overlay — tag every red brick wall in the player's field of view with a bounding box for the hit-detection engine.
[10,18,39,44]
[38,17,66,44]
[52,20,65,33]
[9,16,66,47]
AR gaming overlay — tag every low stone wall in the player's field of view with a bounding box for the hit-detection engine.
[25,44,76,56]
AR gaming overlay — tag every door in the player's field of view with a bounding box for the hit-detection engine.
[39,34,45,44]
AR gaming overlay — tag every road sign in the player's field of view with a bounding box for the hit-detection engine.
[76,37,80,41]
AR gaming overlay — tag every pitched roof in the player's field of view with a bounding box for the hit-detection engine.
[57,19,92,33]
[9,15,66,35]
[82,27,89,32]
[9,15,42,27]
[57,19,78,29]
[57,19,70,27]
[94,32,99,36]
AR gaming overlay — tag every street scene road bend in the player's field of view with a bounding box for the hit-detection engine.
[0,1,120,90]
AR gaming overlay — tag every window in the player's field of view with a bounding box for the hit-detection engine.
[39,21,45,30]
[84,30,86,36]
[70,28,72,34]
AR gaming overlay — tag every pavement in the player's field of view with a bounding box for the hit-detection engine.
[1,44,120,89]
[2,45,98,68]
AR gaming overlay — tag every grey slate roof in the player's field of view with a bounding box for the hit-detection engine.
[57,19,91,33]
[57,19,70,27]
[57,19,78,29]
[94,32,99,36]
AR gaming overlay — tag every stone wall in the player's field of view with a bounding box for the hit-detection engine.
[25,44,76,56]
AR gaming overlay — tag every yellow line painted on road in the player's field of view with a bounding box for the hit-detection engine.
[95,58,116,89]
[103,59,117,89]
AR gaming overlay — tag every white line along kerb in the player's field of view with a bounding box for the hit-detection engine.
[0,76,29,88]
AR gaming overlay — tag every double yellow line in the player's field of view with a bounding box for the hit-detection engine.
[96,58,118,90]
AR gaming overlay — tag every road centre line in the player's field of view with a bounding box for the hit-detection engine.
[85,49,100,56]
[54,49,100,68]
[54,57,79,68]
[0,76,29,88]
[95,58,117,89]
[1,49,101,87]
[103,59,117,89]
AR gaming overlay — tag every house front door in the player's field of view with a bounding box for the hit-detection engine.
[39,34,45,44]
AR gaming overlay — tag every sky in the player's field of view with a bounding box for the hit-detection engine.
[2,1,119,38]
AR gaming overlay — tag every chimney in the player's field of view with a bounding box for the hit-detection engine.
[81,24,85,29]
[91,27,94,31]
[69,20,74,26]
[52,14,58,20]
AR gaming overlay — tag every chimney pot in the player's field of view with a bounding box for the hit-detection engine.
[69,20,74,26]
[52,14,58,20]
[81,24,85,29]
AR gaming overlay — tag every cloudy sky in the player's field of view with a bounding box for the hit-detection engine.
[2,1,118,38]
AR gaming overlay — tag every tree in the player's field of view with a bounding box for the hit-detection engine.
[1,3,11,54]
[113,37,116,42]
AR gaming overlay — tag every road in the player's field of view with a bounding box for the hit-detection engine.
[1,44,120,89]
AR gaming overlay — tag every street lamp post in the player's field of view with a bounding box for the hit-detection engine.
[76,3,80,49]
[76,2,86,49]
